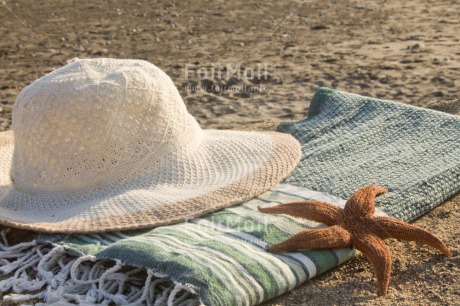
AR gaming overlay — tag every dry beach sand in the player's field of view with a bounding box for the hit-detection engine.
[0,0,459,305]
[0,0,459,130]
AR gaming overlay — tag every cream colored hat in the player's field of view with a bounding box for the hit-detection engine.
[0,58,301,233]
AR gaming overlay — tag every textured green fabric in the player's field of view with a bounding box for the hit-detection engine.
[32,184,355,305]
[2,88,459,305]
[278,88,460,222]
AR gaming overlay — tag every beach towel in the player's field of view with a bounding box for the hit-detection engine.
[1,88,459,305]
[278,88,460,222]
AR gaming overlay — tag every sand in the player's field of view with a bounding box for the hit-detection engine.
[0,0,459,305]
[1,0,459,131]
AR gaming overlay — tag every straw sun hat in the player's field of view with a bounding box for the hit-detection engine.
[0,58,301,233]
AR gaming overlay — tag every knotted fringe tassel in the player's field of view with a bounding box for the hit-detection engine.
[0,230,200,305]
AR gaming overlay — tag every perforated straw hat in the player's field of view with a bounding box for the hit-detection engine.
[0,58,301,233]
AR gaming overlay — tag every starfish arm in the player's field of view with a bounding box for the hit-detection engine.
[353,233,392,296]
[257,201,343,226]
[345,185,388,217]
[372,216,452,257]
[266,225,352,253]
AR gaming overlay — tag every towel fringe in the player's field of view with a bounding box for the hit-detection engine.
[0,230,200,305]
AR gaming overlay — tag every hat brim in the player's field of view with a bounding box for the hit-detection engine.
[0,130,300,233]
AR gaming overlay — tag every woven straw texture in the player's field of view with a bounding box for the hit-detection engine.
[0,58,301,233]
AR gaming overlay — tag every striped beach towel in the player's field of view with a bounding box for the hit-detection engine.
[1,88,459,305]
[1,185,363,305]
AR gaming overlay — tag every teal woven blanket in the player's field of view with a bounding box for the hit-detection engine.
[1,88,459,305]
[278,88,460,222]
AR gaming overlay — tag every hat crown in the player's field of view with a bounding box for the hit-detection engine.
[11,58,201,193]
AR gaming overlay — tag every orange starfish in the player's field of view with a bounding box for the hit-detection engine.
[258,185,452,295]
